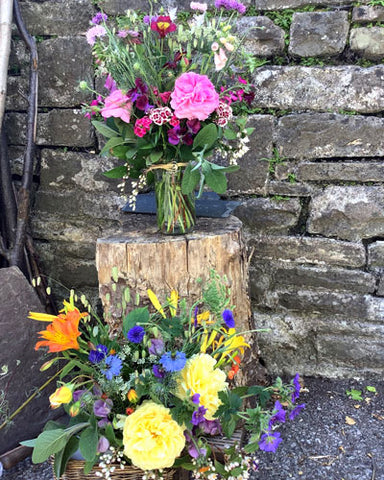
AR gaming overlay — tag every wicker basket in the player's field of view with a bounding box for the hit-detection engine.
[51,458,175,480]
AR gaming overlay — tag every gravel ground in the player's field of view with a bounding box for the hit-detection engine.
[2,377,384,480]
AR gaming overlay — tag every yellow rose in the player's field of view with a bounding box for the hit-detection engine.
[176,353,227,420]
[49,385,73,409]
[123,401,185,471]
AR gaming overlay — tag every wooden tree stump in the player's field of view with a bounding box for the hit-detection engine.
[96,215,251,334]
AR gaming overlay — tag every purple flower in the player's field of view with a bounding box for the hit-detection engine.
[101,355,122,380]
[188,444,207,459]
[291,373,301,402]
[127,325,145,343]
[214,0,246,14]
[143,15,158,25]
[222,309,235,328]
[289,403,306,420]
[86,25,106,46]
[98,417,111,428]
[89,344,108,364]
[199,419,222,436]
[148,338,164,356]
[153,364,165,378]
[97,436,110,453]
[269,400,286,427]
[93,398,113,417]
[160,351,187,372]
[92,12,108,25]
[168,126,180,145]
[193,306,199,328]
[258,431,282,453]
[187,119,201,134]
[104,74,117,92]
[191,393,200,405]
[73,389,87,402]
[191,405,207,426]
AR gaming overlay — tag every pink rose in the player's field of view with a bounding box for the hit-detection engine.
[101,90,132,123]
[170,72,220,121]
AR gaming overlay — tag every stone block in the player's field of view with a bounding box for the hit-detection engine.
[277,113,384,159]
[9,39,29,75]
[350,27,384,60]
[249,235,366,268]
[378,275,384,296]
[234,197,301,234]
[6,75,29,110]
[368,241,384,268]
[34,189,125,221]
[0,267,57,453]
[38,37,93,107]
[308,186,384,242]
[267,180,317,197]
[6,110,94,147]
[352,5,384,23]
[289,11,349,57]
[19,0,95,36]
[254,0,355,9]
[252,66,384,114]
[274,288,384,322]
[273,263,377,294]
[40,149,120,193]
[235,16,285,57]
[286,161,384,183]
[227,115,274,194]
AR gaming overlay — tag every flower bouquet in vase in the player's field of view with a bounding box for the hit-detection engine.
[20,272,305,480]
[81,1,256,234]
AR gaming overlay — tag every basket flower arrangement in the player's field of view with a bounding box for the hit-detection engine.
[81,1,256,234]
[23,273,305,480]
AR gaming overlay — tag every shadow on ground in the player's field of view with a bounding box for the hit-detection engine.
[3,377,384,480]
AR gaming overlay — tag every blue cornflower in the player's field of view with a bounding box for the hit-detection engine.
[159,351,186,372]
[127,325,145,344]
[269,400,286,428]
[89,344,108,364]
[101,355,122,380]
[191,405,207,426]
[222,309,235,328]
[289,403,306,420]
[258,431,282,453]
[291,373,301,402]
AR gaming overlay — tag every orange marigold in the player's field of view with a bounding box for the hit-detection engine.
[34,309,86,352]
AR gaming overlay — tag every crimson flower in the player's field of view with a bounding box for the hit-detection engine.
[151,16,177,38]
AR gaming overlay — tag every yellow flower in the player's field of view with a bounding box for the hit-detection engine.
[127,389,138,403]
[167,289,179,317]
[147,289,165,318]
[222,328,250,356]
[176,353,227,420]
[123,401,185,470]
[49,385,73,409]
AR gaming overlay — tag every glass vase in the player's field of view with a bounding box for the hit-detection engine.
[154,165,196,235]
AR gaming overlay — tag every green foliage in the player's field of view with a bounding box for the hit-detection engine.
[201,270,231,316]
[300,57,325,67]
[263,147,287,175]
[122,307,150,337]
[366,385,377,393]
[288,173,296,184]
[215,390,242,438]
[368,0,384,6]
[346,389,363,401]
[244,55,269,74]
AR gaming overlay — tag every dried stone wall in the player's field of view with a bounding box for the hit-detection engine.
[5,0,384,378]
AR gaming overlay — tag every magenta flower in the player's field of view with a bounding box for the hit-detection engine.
[100,90,132,123]
[151,16,177,38]
[170,72,219,121]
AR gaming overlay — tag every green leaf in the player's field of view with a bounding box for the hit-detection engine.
[193,124,218,151]
[54,436,79,479]
[246,385,272,407]
[210,163,239,173]
[122,307,150,336]
[246,127,255,136]
[100,137,126,156]
[214,461,227,476]
[346,389,363,401]
[103,165,127,179]
[243,441,260,453]
[366,386,377,393]
[92,121,118,138]
[181,163,200,194]
[204,169,227,194]
[79,424,98,462]
[104,423,117,445]
[223,128,237,140]
[20,439,37,447]
[149,150,163,164]
[84,459,97,475]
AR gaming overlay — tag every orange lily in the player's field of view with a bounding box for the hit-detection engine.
[34,309,87,352]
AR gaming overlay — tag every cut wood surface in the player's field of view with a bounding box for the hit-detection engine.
[96,215,251,334]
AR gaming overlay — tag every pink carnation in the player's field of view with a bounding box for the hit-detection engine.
[100,90,132,123]
[86,25,106,46]
[170,72,220,121]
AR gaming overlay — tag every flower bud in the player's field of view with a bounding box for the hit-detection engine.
[69,401,81,417]
[49,385,73,409]
[127,389,138,403]
[79,81,88,90]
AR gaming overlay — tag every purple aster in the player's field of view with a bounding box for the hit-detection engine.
[127,325,145,343]
[191,393,200,405]
[101,355,122,380]
[148,338,164,356]
[291,373,301,402]
[289,403,306,420]
[160,351,187,372]
[258,431,282,453]
[93,398,113,417]
[153,364,166,378]
[222,309,235,328]
[269,400,286,427]
[92,12,108,25]
[89,344,108,364]
[191,405,207,426]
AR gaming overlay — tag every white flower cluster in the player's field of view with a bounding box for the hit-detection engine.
[142,469,165,480]
[96,448,126,479]
[127,172,147,210]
